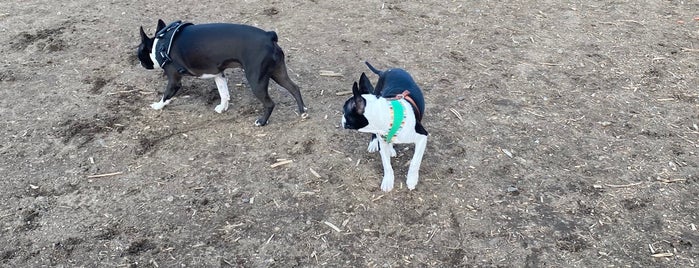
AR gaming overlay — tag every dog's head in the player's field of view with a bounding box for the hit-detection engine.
[342,73,376,130]
[137,19,166,70]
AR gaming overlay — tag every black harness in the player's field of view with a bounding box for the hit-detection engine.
[154,20,193,74]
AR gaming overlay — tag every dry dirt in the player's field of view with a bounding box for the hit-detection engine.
[1,1,698,267]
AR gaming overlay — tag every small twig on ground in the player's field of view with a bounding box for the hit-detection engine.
[106,89,150,95]
[371,195,384,202]
[270,159,293,168]
[651,253,674,258]
[424,227,439,244]
[500,148,513,158]
[86,171,123,178]
[335,91,352,96]
[605,182,643,188]
[309,168,321,178]
[319,70,343,77]
[524,109,545,118]
[539,62,562,66]
[681,47,699,53]
[656,178,687,184]
[323,221,342,233]
[449,108,463,121]
[617,19,644,26]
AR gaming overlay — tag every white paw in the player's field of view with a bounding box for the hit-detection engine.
[367,139,379,153]
[388,145,397,157]
[406,172,419,190]
[214,102,229,113]
[381,175,394,192]
[150,99,170,110]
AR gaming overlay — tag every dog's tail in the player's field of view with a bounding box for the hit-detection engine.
[267,31,278,42]
[365,61,383,75]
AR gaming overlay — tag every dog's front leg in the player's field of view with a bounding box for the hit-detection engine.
[368,135,397,157]
[378,138,395,192]
[151,73,182,110]
[214,73,230,113]
[406,135,428,190]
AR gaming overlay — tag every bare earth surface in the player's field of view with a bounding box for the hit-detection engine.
[1,1,698,267]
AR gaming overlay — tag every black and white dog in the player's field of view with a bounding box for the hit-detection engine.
[137,19,306,126]
[342,62,428,192]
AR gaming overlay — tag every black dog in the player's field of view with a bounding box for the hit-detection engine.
[138,20,306,126]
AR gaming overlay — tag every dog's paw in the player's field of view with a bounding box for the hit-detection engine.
[381,175,394,192]
[150,100,170,110]
[254,119,267,127]
[214,102,229,113]
[367,139,379,153]
[301,112,309,119]
[406,172,419,190]
[388,144,397,157]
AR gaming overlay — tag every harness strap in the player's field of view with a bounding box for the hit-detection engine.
[154,21,193,74]
[387,90,422,122]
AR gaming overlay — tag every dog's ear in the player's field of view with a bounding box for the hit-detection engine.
[139,26,150,43]
[156,19,166,32]
[358,72,374,95]
[352,82,366,114]
[352,81,362,96]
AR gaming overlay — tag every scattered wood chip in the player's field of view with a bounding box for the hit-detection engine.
[86,171,123,178]
[501,148,513,158]
[449,108,463,121]
[605,182,642,188]
[651,253,674,258]
[371,195,384,202]
[319,70,343,77]
[106,89,150,95]
[309,168,321,178]
[335,91,352,96]
[323,221,342,233]
[270,160,293,168]
[656,177,687,184]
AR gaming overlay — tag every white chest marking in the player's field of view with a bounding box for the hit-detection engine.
[150,38,160,68]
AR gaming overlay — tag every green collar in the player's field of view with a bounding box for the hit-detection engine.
[383,100,405,143]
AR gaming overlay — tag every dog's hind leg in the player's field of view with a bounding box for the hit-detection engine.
[270,56,307,117]
[368,135,379,152]
[214,73,230,113]
[247,72,275,126]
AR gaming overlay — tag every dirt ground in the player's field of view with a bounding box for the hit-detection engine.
[0,0,697,267]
